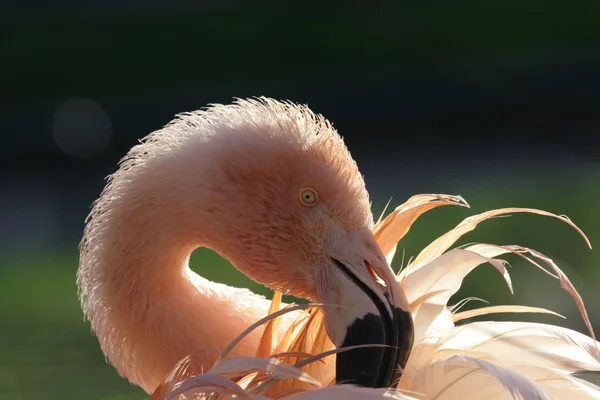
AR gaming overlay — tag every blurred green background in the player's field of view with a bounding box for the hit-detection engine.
[1,2,600,400]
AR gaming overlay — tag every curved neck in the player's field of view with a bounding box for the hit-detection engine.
[78,183,274,394]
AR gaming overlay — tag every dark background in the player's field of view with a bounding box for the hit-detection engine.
[1,2,600,399]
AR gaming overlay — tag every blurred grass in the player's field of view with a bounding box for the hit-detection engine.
[1,171,599,400]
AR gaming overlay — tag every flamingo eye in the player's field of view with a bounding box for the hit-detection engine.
[299,188,318,207]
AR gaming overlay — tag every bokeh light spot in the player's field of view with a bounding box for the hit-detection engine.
[52,98,112,159]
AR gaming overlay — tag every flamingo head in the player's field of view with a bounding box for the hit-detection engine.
[171,98,415,388]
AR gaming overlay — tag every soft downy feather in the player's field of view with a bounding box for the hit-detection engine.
[154,193,600,399]
[408,355,552,400]
[436,321,600,374]
[411,356,600,400]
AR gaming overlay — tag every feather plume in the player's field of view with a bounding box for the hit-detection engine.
[372,194,469,264]
[408,355,551,400]
[256,292,284,358]
[452,305,564,322]
[437,322,600,374]
[406,207,590,273]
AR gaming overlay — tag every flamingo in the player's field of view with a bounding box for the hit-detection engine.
[78,97,600,399]
[78,97,413,394]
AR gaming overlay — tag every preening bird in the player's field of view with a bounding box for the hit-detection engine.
[78,98,413,394]
[78,97,600,399]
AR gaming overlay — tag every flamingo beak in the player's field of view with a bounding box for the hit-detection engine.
[320,229,414,388]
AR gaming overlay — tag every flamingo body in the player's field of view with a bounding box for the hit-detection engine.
[78,98,600,399]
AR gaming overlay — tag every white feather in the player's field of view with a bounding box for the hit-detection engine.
[408,355,551,400]
[437,322,600,374]
[402,248,512,344]
[403,248,512,307]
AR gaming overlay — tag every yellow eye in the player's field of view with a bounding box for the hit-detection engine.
[299,188,318,207]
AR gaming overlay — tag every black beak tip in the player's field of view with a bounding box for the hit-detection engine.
[335,308,414,389]
[336,313,387,388]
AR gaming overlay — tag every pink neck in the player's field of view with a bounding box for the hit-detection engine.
[78,196,274,394]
